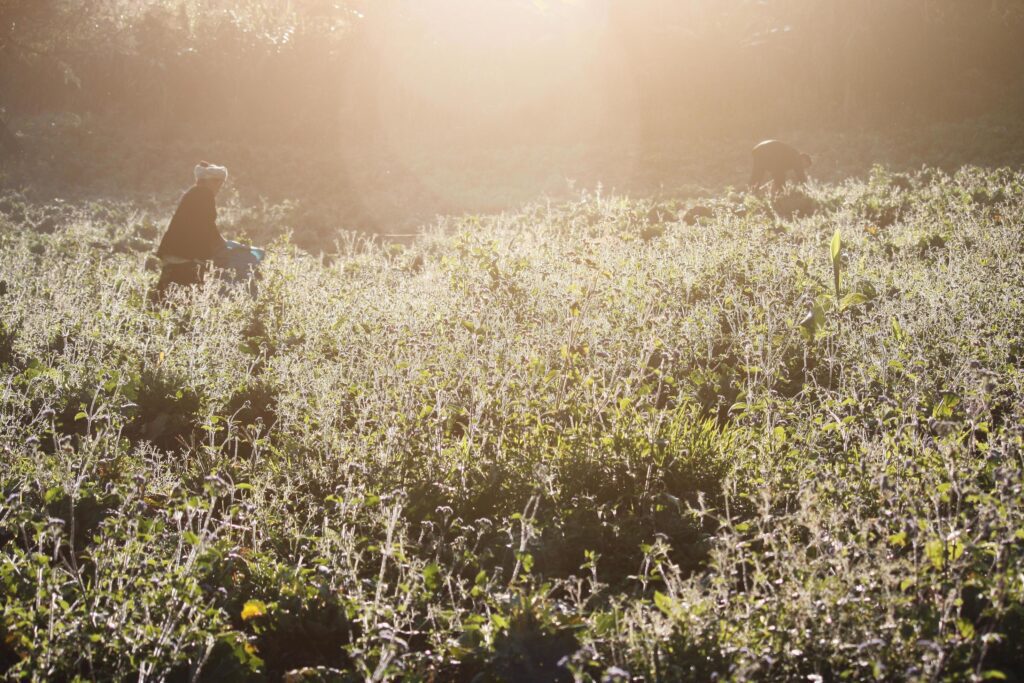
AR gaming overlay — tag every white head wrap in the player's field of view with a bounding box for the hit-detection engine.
[194,162,228,183]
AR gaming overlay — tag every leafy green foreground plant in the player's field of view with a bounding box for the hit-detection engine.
[1,165,1024,680]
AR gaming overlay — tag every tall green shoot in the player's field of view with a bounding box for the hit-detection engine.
[830,228,842,300]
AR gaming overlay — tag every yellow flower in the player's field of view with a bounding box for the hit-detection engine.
[241,599,267,621]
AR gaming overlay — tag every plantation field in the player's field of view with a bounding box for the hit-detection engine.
[1,167,1024,681]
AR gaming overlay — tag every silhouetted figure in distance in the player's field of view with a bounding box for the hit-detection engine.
[153,162,228,297]
[749,140,811,192]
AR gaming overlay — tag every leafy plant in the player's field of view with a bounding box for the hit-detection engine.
[2,166,1024,680]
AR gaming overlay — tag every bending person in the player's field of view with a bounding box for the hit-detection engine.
[749,140,812,193]
[154,161,229,297]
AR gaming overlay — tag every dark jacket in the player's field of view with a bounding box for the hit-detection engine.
[750,139,807,187]
[156,184,226,261]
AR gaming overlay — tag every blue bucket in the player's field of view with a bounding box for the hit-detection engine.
[218,241,264,287]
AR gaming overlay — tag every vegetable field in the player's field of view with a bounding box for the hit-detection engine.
[2,167,1023,681]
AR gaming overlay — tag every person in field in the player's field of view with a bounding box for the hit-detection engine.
[749,139,812,193]
[154,162,229,295]
[153,162,263,299]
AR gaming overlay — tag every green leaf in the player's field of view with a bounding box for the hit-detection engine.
[932,392,961,419]
[44,486,62,504]
[799,301,828,340]
[471,569,488,597]
[839,292,869,311]
[422,562,441,592]
[830,229,842,263]
[772,426,787,444]
[654,590,678,618]
[957,619,976,640]
[830,229,843,298]
[925,538,964,569]
[925,540,945,569]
